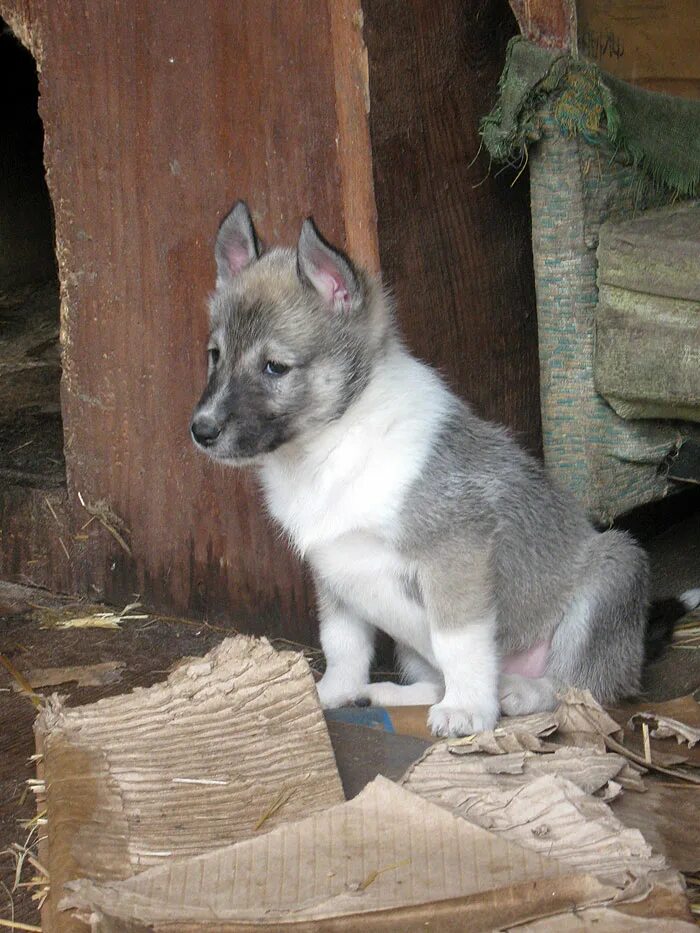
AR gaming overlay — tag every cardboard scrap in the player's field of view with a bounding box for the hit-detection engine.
[62,777,617,931]
[21,661,126,689]
[553,688,623,750]
[610,694,700,771]
[411,742,639,797]
[36,636,344,933]
[401,745,676,892]
[628,712,700,749]
[551,690,700,781]
[447,711,559,755]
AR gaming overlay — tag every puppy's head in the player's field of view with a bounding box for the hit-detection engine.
[191,201,391,464]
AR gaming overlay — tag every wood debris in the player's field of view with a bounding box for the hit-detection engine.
[19,662,125,689]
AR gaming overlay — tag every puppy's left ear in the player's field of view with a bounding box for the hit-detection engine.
[297,218,360,313]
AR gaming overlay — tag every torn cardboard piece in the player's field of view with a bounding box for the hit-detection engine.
[62,776,618,931]
[37,638,697,930]
[401,744,677,893]
[36,636,344,933]
[553,688,623,751]
[418,743,640,796]
[610,694,700,769]
[628,712,700,749]
[447,711,559,755]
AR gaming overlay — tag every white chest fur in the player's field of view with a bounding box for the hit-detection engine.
[258,349,451,655]
[310,531,433,658]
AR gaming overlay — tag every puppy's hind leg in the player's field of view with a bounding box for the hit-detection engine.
[499,673,559,716]
[547,529,648,704]
[362,680,443,706]
[361,642,443,706]
[396,642,443,686]
[361,643,443,706]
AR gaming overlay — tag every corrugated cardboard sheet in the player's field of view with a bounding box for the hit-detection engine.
[37,637,695,931]
[36,636,344,931]
[64,776,616,930]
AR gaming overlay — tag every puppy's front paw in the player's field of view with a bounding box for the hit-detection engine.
[427,699,499,737]
[316,675,366,710]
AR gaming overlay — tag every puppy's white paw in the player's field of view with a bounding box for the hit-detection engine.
[316,676,366,710]
[499,675,558,717]
[427,699,499,737]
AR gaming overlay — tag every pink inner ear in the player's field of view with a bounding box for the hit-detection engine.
[309,251,350,310]
[226,235,255,275]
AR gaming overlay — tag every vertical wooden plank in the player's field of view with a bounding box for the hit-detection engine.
[363,0,542,450]
[509,0,577,51]
[0,0,376,639]
[328,0,380,274]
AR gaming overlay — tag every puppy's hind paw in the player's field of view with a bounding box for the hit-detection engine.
[499,675,559,717]
[316,677,368,710]
[427,700,499,738]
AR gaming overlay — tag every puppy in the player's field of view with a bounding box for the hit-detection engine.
[191,200,691,736]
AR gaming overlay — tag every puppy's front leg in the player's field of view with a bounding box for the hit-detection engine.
[422,552,500,737]
[315,588,374,709]
[428,622,499,736]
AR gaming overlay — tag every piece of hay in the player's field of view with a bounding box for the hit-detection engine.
[36,602,147,630]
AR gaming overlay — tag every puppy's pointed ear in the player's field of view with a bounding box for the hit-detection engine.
[215,200,261,285]
[297,218,360,313]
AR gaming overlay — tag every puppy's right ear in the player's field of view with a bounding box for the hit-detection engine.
[215,200,261,285]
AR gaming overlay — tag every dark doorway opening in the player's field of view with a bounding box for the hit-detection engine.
[0,18,64,489]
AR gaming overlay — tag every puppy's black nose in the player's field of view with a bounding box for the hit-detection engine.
[191,415,222,446]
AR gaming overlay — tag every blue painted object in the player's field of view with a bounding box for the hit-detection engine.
[324,707,395,733]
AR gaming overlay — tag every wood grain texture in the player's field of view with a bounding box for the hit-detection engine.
[577,0,700,100]
[363,0,541,451]
[328,0,380,274]
[0,0,373,638]
[509,0,577,50]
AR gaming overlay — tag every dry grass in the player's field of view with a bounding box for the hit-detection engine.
[672,610,700,651]
[254,787,297,831]
[35,601,148,630]
[0,819,49,930]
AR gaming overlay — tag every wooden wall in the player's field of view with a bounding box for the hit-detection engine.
[0,0,539,639]
[364,0,540,451]
[577,0,700,99]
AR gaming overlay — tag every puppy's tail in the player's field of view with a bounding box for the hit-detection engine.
[644,588,700,663]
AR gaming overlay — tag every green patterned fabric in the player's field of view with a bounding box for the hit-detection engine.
[482,37,700,198]
[481,38,700,521]
[527,118,700,521]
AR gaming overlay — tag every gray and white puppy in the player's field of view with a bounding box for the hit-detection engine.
[191,200,686,737]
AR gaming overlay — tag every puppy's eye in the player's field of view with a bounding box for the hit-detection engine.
[208,347,220,365]
[264,360,290,377]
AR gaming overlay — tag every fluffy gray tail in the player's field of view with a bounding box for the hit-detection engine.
[548,528,649,704]
[645,588,700,663]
